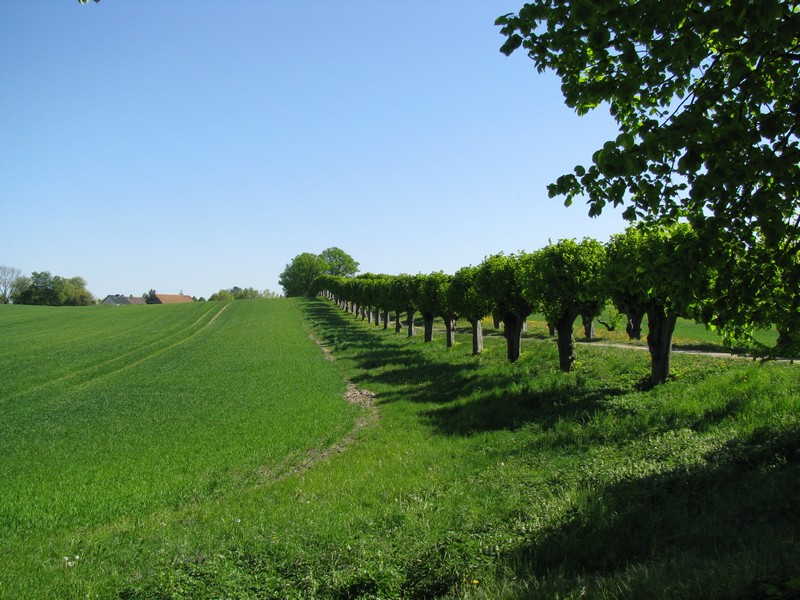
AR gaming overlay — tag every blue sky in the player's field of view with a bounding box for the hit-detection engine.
[1,1,627,299]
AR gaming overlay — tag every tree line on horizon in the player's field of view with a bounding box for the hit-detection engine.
[0,267,94,306]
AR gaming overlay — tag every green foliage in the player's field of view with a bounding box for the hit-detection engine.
[524,238,607,371]
[319,246,360,278]
[526,237,607,325]
[448,265,491,323]
[476,253,533,319]
[607,223,708,321]
[279,252,327,297]
[11,270,94,306]
[280,248,360,297]
[497,0,800,339]
[208,286,277,301]
[208,289,235,302]
[477,253,535,361]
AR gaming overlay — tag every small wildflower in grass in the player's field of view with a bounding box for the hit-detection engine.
[472,579,480,585]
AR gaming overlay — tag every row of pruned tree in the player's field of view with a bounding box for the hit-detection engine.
[318,222,797,388]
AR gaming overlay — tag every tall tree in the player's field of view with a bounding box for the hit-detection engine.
[497,0,800,344]
[319,247,360,278]
[279,253,327,297]
[0,266,22,304]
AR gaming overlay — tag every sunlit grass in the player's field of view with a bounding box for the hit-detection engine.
[0,300,360,598]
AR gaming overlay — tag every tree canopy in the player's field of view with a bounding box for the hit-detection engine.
[0,266,22,304]
[525,238,607,372]
[497,0,800,341]
[11,271,94,306]
[279,248,359,297]
[278,253,327,297]
[318,247,360,278]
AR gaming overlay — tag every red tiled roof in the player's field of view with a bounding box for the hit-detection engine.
[154,294,194,304]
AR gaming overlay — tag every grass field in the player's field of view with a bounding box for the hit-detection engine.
[1,299,798,599]
[0,300,360,598]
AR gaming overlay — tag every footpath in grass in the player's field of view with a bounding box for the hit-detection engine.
[2,298,798,598]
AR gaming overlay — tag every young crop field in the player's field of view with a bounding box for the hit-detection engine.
[1,299,798,599]
[0,300,360,598]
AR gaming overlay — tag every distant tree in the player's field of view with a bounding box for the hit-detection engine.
[232,287,262,300]
[279,253,327,297]
[0,266,22,304]
[53,276,94,306]
[319,247,360,278]
[209,289,235,302]
[13,271,56,305]
[9,276,31,305]
[11,271,93,306]
[144,289,159,304]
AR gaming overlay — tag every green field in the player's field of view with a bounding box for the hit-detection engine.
[0,300,360,598]
[1,299,798,599]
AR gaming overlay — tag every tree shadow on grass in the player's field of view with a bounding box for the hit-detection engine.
[300,298,493,408]
[422,384,629,437]
[300,299,631,437]
[502,424,800,597]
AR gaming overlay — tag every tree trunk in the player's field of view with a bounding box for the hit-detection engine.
[470,318,484,355]
[394,312,402,334]
[407,310,416,337]
[624,304,645,340]
[444,316,457,348]
[581,312,595,340]
[493,314,502,330]
[647,306,678,386]
[556,310,580,372]
[383,309,390,330]
[423,312,434,342]
[547,322,556,337]
[504,313,524,362]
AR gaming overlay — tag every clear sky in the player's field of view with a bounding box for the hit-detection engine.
[0,1,628,300]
